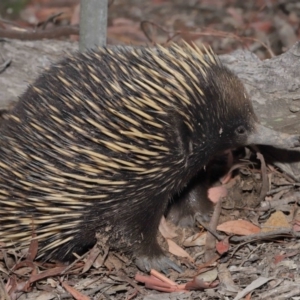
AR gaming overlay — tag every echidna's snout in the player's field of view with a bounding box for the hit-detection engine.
[247,123,300,149]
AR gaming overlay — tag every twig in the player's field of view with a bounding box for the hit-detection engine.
[196,216,223,241]
[204,198,223,262]
[256,151,269,203]
[230,228,300,243]
[0,26,79,40]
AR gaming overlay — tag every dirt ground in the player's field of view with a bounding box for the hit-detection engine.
[1,1,300,300]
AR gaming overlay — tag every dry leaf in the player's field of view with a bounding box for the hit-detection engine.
[217,220,260,235]
[167,239,193,261]
[233,277,274,300]
[197,268,218,283]
[273,254,285,264]
[61,281,90,300]
[216,237,230,255]
[159,216,177,239]
[261,211,291,233]
[183,232,207,247]
[184,267,219,290]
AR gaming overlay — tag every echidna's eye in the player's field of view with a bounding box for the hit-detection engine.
[235,125,246,135]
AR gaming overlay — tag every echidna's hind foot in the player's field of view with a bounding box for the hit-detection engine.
[167,174,214,228]
[135,253,182,274]
[125,223,183,273]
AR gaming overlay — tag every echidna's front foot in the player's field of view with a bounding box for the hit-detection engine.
[167,178,213,228]
[135,254,182,274]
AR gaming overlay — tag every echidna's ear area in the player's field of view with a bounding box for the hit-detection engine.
[211,65,257,125]
[180,44,258,127]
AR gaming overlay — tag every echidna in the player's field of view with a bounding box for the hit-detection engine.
[0,43,299,272]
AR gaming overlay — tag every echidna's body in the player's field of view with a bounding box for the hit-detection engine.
[0,44,298,271]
